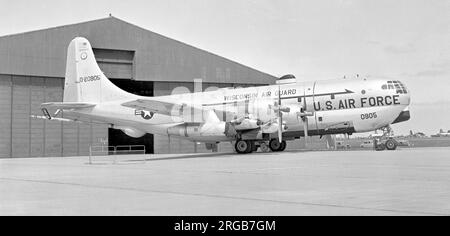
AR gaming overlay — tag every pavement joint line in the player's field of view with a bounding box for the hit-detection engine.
[0,177,446,216]
[204,170,445,184]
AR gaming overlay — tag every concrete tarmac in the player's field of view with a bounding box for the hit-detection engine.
[1,147,450,215]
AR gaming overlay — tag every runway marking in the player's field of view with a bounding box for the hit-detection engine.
[0,177,447,216]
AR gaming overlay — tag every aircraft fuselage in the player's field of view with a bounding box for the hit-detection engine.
[67,78,410,142]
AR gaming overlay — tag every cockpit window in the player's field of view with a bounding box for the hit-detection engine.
[394,82,403,94]
[387,81,394,89]
[395,81,408,94]
[382,81,408,94]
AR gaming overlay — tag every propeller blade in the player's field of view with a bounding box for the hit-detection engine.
[278,85,283,142]
[303,116,309,147]
[303,90,309,148]
[278,117,283,142]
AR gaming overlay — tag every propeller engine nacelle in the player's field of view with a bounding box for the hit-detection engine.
[261,121,287,134]
[231,118,262,131]
[112,126,147,138]
[167,122,228,141]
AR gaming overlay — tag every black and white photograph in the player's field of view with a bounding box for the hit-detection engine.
[0,0,449,221]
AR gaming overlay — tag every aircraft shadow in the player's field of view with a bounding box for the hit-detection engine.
[141,152,238,162]
[134,149,322,162]
[86,149,332,165]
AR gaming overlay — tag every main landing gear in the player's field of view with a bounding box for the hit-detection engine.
[269,139,287,152]
[235,140,254,154]
[235,139,287,154]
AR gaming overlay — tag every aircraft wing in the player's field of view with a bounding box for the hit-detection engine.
[122,99,223,124]
[122,99,199,116]
[41,102,96,110]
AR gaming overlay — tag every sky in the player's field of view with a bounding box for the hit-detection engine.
[0,0,449,135]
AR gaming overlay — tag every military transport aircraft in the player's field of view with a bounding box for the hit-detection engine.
[35,37,411,154]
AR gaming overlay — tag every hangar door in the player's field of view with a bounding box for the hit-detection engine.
[109,80,154,154]
[0,75,11,158]
[93,48,135,79]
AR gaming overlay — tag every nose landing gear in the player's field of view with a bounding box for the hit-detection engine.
[374,126,399,151]
[385,138,398,151]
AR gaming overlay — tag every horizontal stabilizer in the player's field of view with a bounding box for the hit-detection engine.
[30,115,81,123]
[41,102,96,110]
[30,115,109,125]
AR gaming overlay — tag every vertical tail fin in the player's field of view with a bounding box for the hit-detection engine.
[63,37,134,103]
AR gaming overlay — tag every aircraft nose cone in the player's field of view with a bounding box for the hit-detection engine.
[392,110,411,124]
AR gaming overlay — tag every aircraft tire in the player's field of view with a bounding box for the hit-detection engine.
[269,139,281,152]
[235,140,253,154]
[269,139,286,152]
[279,141,287,152]
[386,139,398,151]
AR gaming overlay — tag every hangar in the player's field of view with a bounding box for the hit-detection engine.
[0,17,277,158]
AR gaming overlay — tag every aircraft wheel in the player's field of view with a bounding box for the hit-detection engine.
[269,139,286,152]
[386,139,398,151]
[269,139,281,152]
[235,140,253,154]
[279,141,287,152]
